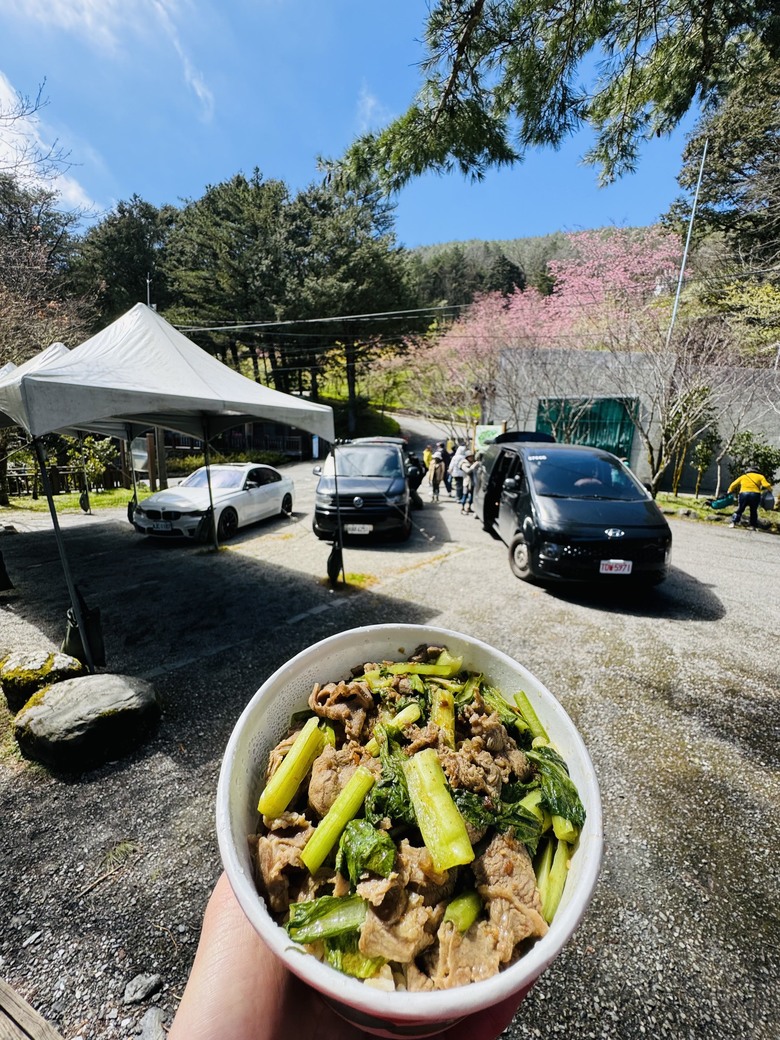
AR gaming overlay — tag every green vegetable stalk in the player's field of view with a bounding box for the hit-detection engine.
[431,687,456,748]
[387,649,463,678]
[541,839,570,923]
[403,748,474,873]
[443,891,482,932]
[364,702,421,756]
[513,690,549,743]
[301,765,376,874]
[257,716,325,818]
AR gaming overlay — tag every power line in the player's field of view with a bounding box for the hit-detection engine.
[176,303,464,334]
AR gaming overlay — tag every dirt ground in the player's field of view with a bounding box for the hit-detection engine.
[0,439,778,1040]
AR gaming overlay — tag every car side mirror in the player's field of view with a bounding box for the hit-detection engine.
[503,476,520,491]
[312,465,322,476]
[245,480,259,489]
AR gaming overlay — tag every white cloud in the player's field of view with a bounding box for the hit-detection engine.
[7,0,214,118]
[356,84,393,135]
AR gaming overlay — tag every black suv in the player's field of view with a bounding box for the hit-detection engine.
[473,440,672,584]
[312,442,412,541]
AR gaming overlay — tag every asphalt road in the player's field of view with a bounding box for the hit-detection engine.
[0,428,778,1039]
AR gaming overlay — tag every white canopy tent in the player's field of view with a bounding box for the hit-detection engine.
[0,304,336,669]
[0,303,334,442]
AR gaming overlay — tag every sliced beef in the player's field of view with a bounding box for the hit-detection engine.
[307,742,381,817]
[425,919,503,989]
[438,739,504,802]
[396,840,457,907]
[359,891,444,963]
[265,729,301,782]
[309,678,376,742]
[356,873,407,923]
[472,830,548,962]
[467,710,531,781]
[252,811,315,914]
[404,721,446,756]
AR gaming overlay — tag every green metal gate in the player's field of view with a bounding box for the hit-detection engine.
[536,397,637,457]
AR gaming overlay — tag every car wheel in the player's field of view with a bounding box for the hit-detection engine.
[280,493,293,516]
[217,507,239,541]
[509,534,533,581]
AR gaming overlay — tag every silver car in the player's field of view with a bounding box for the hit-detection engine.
[132,463,294,540]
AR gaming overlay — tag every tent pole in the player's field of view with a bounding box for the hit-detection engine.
[202,424,219,551]
[331,443,346,584]
[32,438,96,673]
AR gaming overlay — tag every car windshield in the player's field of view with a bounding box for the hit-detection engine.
[324,446,403,479]
[180,467,245,490]
[526,451,648,501]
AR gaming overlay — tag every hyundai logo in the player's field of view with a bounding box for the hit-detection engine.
[353,496,364,509]
[604,528,625,538]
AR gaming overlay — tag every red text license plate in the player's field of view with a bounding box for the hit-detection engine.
[600,559,632,575]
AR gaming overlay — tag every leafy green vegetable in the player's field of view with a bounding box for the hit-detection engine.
[323,933,385,979]
[364,727,417,826]
[336,819,397,887]
[286,893,368,944]
[452,788,543,854]
[526,746,586,828]
[480,683,531,740]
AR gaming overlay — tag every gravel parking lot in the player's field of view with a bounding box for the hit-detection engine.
[1,440,778,1040]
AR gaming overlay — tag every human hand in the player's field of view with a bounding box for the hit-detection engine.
[168,872,527,1040]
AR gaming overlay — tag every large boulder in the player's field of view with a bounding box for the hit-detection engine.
[14,673,161,771]
[1,650,86,712]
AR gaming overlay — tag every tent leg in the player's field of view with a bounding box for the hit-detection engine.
[203,430,219,551]
[33,439,96,673]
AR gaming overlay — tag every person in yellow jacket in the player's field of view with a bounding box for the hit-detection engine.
[727,470,772,529]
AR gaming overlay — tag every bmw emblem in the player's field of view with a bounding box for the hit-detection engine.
[353,496,364,509]
[604,528,625,538]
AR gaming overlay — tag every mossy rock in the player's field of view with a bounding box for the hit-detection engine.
[14,672,161,772]
[0,650,86,712]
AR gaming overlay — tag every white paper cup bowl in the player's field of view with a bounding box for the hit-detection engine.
[217,624,603,1038]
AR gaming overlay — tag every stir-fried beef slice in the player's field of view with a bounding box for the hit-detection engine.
[403,962,436,992]
[404,720,448,756]
[438,740,504,802]
[359,892,444,963]
[288,866,350,906]
[425,919,503,989]
[470,711,532,777]
[472,831,548,962]
[396,840,457,906]
[468,711,531,780]
[308,741,381,817]
[408,643,446,663]
[253,812,315,914]
[309,679,376,742]
[265,729,302,782]
[356,874,407,923]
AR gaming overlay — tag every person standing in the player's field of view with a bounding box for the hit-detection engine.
[459,452,477,514]
[427,451,445,501]
[449,441,468,501]
[438,441,453,496]
[727,469,772,530]
[422,444,433,470]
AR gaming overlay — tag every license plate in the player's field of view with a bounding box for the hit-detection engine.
[152,520,172,532]
[600,559,632,575]
[345,523,372,534]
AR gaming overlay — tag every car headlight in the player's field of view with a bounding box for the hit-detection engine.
[539,541,564,560]
[183,509,206,517]
[386,492,408,506]
[134,506,146,518]
[315,493,335,507]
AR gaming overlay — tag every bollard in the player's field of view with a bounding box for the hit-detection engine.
[0,551,15,591]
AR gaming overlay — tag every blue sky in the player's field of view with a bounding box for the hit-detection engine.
[0,1,698,249]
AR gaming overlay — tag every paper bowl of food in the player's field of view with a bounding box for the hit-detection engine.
[216,624,602,1038]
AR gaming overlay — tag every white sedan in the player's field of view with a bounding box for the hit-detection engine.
[132,463,294,541]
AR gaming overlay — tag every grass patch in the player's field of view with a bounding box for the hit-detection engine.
[6,488,136,513]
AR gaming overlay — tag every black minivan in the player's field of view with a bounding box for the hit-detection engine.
[312,442,412,541]
[472,440,672,584]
